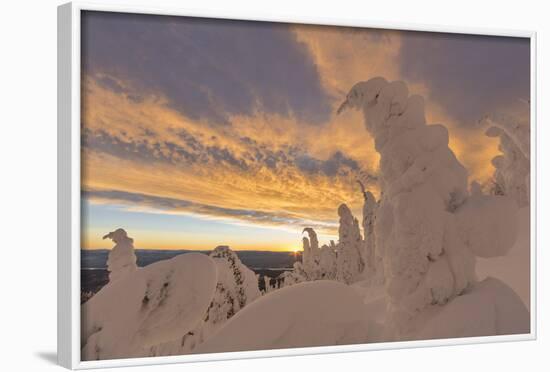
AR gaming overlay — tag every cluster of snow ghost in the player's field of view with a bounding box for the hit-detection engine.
[276,77,528,339]
[338,77,483,334]
[483,111,530,207]
[281,194,379,288]
[300,227,337,281]
[102,228,137,282]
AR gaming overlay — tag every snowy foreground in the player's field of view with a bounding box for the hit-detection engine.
[81,77,530,361]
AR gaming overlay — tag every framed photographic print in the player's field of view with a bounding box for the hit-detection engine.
[57,1,536,369]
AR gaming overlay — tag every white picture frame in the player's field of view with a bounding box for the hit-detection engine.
[58,1,537,369]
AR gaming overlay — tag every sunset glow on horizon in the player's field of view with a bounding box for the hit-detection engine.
[80,11,529,251]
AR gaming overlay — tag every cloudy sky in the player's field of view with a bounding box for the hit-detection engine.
[81,11,530,251]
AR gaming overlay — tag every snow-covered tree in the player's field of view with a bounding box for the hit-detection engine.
[336,204,365,284]
[192,246,261,346]
[482,110,530,160]
[279,262,307,287]
[358,180,380,278]
[145,246,262,356]
[318,244,337,280]
[263,275,273,294]
[302,227,337,280]
[102,228,137,282]
[483,113,530,207]
[156,246,262,354]
[280,227,338,286]
[338,78,478,333]
[301,228,318,277]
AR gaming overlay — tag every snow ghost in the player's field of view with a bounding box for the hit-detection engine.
[338,77,477,334]
[336,204,365,284]
[483,112,530,207]
[176,245,261,352]
[103,228,137,282]
[206,245,261,323]
[358,180,380,278]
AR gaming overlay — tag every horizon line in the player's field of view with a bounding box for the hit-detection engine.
[81,247,302,253]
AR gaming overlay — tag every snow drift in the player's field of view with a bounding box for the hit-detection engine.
[195,281,371,354]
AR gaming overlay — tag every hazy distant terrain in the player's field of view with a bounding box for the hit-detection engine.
[81,249,300,303]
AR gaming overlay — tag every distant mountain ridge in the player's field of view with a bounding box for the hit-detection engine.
[81,249,302,270]
[81,249,302,304]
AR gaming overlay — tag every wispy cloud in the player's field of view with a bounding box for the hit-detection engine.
[83,188,338,234]
[81,76,373,237]
[82,11,333,125]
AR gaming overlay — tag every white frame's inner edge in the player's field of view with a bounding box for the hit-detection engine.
[58,1,537,369]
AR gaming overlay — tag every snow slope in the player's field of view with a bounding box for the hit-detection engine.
[81,253,217,360]
[195,281,371,354]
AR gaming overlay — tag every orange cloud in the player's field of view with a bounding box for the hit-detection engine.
[82,77,372,239]
[293,26,501,186]
[82,26,508,249]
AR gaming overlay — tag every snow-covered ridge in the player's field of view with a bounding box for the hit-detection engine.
[81,250,217,360]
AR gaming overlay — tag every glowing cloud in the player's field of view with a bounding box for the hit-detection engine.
[80,12,529,250]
